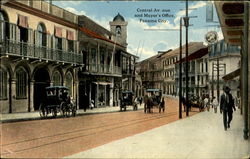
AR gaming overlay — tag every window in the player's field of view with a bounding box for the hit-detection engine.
[65,72,73,95]
[115,26,121,36]
[37,23,46,47]
[68,40,74,52]
[0,68,7,99]
[53,71,62,86]
[55,37,62,50]
[16,67,27,99]
[0,11,9,40]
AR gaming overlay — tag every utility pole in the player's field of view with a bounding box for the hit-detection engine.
[179,17,183,119]
[211,62,214,98]
[184,0,189,116]
[243,1,249,140]
[217,57,219,102]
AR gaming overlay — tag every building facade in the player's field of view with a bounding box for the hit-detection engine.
[0,1,137,113]
[208,39,241,99]
[77,13,137,108]
[0,0,82,113]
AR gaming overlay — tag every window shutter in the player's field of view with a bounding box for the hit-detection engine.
[62,38,66,51]
[28,29,33,44]
[16,26,20,42]
[46,34,51,48]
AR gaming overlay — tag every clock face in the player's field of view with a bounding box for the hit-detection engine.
[205,31,218,44]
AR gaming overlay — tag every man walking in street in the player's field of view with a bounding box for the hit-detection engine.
[220,86,236,131]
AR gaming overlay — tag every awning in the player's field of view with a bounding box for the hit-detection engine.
[18,15,29,28]
[67,30,74,40]
[54,26,62,38]
[222,68,240,81]
[175,47,208,64]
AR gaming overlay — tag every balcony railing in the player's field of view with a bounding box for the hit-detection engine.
[0,39,83,65]
[87,63,122,75]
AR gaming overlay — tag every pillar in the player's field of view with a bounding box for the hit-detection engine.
[30,80,35,111]
[10,79,16,113]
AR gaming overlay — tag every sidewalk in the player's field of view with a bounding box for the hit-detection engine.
[0,104,144,123]
[66,109,250,159]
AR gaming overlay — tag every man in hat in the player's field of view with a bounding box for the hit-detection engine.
[220,86,236,131]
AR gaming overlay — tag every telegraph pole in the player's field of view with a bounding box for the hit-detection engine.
[179,17,183,119]
[184,0,189,116]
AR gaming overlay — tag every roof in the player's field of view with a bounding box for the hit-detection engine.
[113,13,125,22]
[46,86,69,90]
[175,47,208,64]
[79,27,125,48]
[222,68,240,81]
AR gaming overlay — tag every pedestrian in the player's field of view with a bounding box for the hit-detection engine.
[83,93,88,112]
[212,96,218,113]
[90,99,94,110]
[204,95,209,111]
[220,86,236,131]
[159,97,165,113]
[139,96,143,106]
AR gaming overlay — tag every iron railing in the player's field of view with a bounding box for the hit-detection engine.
[0,39,83,65]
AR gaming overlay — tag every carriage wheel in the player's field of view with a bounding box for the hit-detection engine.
[39,104,47,118]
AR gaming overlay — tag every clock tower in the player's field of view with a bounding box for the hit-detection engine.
[109,13,128,47]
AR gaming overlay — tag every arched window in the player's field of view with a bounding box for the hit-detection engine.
[37,23,46,47]
[115,26,121,36]
[65,72,73,95]
[0,11,9,40]
[53,71,62,86]
[0,67,8,99]
[16,67,27,99]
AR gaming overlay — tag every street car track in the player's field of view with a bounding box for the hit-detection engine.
[2,110,179,157]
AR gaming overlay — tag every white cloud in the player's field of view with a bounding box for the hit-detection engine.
[65,7,86,15]
[174,1,206,25]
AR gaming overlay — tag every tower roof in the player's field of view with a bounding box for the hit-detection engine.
[113,13,125,22]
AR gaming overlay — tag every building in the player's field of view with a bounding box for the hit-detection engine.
[174,42,208,98]
[215,1,249,139]
[139,52,164,94]
[0,0,82,113]
[0,1,137,113]
[77,13,137,108]
[208,39,241,99]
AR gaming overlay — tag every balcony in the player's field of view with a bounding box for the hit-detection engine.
[87,64,122,76]
[0,39,83,65]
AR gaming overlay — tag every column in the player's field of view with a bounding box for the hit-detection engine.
[30,80,35,111]
[110,78,114,106]
[10,79,16,113]
[96,84,99,108]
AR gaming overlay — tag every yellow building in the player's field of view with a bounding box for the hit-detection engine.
[0,1,82,113]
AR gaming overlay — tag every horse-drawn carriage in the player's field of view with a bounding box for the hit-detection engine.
[39,86,76,118]
[120,91,138,111]
[144,89,164,113]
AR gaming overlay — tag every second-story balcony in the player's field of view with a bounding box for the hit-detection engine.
[86,63,122,76]
[0,39,83,66]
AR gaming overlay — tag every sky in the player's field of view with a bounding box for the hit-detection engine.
[53,0,223,61]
